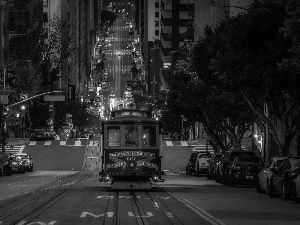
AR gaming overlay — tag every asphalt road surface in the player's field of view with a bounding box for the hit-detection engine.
[1,140,300,225]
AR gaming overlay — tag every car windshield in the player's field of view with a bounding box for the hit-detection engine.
[235,157,261,167]
[17,155,29,159]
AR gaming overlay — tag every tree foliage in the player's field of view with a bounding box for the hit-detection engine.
[53,101,100,131]
[166,0,300,155]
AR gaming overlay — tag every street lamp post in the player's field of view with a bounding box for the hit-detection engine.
[20,105,26,138]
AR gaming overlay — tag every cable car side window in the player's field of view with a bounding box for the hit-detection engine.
[124,125,138,147]
[143,126,156,146]
[107,126,121,147]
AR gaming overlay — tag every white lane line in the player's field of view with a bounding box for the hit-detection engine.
[167,190,227,225]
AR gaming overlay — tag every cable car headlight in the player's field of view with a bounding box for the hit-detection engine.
[152,174,159,182]
[129,162,135,168]
[104,174,111,182]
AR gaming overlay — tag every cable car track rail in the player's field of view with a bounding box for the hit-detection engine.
[101,190,185,225]
[0,171,93,225]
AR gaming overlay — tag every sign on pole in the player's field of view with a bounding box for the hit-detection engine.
[44,95,65,101]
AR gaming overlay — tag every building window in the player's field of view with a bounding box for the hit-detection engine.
[155,21,159,27]
[155,30,159,36]
[107,126,121,147]
[143,126,157,146]
[43,13,48,23]
[163,3,172,11]
[155,2,159,8]
[155,12,159,17]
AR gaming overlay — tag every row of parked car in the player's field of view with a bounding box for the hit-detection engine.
[186,148,300,203]
[0,152,34,176]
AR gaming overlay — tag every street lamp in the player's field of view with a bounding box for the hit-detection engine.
[1,59,31,152]
[20,105,26,138]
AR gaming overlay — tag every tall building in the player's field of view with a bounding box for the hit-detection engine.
[138,0,195,95]
[41,0,99,101]
[194,0,253,40]
[0,0,9,70]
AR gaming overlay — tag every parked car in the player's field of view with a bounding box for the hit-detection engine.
[31,129,48,141]
[101,81,108,89]
[110,92,115,98]
[292,171,300,203]
[206,153,224,180]
[186,151,199,175]
[126,80,132,88]
[217,148,256,185]
[9,154,26,174]
[268,157,300,199]
[0,152,12,176]
[80,131,94,139]
[228,156,263,187]
[14,153,33,172]
[256,157,287,193]
[194,153,212,177]
[103,73,108,80]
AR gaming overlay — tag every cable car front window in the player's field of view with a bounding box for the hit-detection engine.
[124,125,138,147]
[143,126,156,146]
[107,126,121,147]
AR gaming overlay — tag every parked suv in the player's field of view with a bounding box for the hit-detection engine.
[218,148,256,185]
[0,152,12,176]
[228,156,263,187]
[268,157,300,199]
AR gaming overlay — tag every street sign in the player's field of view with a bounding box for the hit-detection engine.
[0,95,8,104]
[44,95,65,101]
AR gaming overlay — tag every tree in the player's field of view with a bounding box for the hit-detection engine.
[53,101,100,132]
[27,14,78,92]
[167,44,255,151]
[208,0,300,156]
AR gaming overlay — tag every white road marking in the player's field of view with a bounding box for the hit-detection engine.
[80,212,114,218]
[9,185,28,188]
[97,196,114,199]
[166,212,174,217]
[167,190,227,225]
[128,212,153,217]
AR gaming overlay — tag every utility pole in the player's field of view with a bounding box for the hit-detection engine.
[1,66,8,152]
